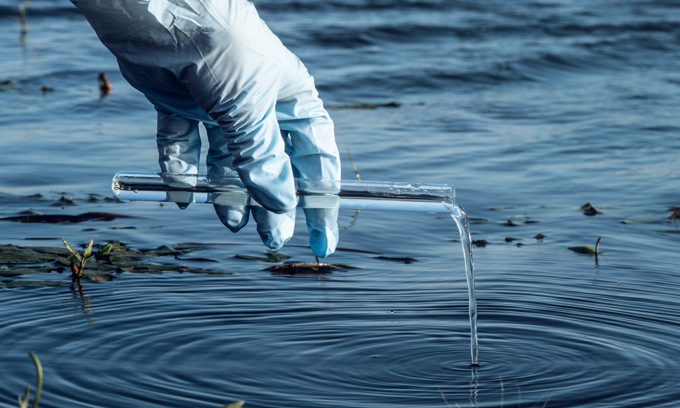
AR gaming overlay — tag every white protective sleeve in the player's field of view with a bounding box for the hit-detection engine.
[72,0,341,256]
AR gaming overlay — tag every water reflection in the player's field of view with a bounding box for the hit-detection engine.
[67,284,94,324]
[469,366,479,408]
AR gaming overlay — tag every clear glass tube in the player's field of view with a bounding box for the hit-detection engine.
[111,171,455,213]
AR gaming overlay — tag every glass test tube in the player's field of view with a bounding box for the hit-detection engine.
[111,172,455,213]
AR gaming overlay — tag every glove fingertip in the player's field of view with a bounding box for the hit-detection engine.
[253,209,296,251]
[310,227,339,258]
[260,225,294,250]
[214,205,249,232]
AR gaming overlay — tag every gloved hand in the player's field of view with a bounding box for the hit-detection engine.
[72,0,341,257]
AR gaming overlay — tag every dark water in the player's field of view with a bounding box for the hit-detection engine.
[1,0,680,407]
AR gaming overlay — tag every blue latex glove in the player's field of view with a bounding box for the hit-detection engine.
[72,0,341,257]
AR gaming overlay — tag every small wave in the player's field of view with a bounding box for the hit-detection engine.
[302,22,475,49]
[257,0,461,14]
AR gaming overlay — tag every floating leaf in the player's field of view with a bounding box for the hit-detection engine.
[569,237,601,255]
[235,252,291,263]
[568,246,596,255]
[471,239,487,248]
[2,212,135,224]
[220,402,245,408]
[265,262,341,275]
[97,243,112,257]
[375,255,418,263]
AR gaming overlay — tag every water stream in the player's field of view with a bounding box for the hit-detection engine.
[451,204,479,366]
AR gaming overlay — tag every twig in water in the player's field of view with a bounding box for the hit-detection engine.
[347,149,361,180]
[341,149,363,232]
[438,388,458,408]
[18,5,28,36]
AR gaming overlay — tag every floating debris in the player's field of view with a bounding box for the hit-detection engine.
[98,72,112,96]
[235,252,291,263]
[581,202,602,216]
[0,211,135,223]
[534,233,545,240]
[0,80,16,91]
[472,239,488,248]
[327,100,402,110]
[375,255,418,263]
[52,195,75,207]
[174,256,219,263]
[265,262,342,275]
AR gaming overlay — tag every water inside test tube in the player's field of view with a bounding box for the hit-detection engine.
[111,172,478,365]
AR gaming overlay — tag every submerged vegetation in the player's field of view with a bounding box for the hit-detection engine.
[568,237,602,256]
[12,352,244,408]
[0,241,230,288]
[16,352,42,408]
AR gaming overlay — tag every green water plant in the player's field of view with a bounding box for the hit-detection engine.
[568,237,602,255]
[17,352,42,408]
[220,402,245,408]
[12,351,243,408]
[62,238,94,284]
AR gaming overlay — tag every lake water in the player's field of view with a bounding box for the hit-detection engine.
[1,0,680,407]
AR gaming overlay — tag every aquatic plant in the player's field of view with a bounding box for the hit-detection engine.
[0,242,229,287]
[17,352,42,408]
[62,238,94,285]
[220,402,244,408]
[12,351,243,408]
[568,237,602,255]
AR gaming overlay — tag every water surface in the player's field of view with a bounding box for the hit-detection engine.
[1,0,679,407]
